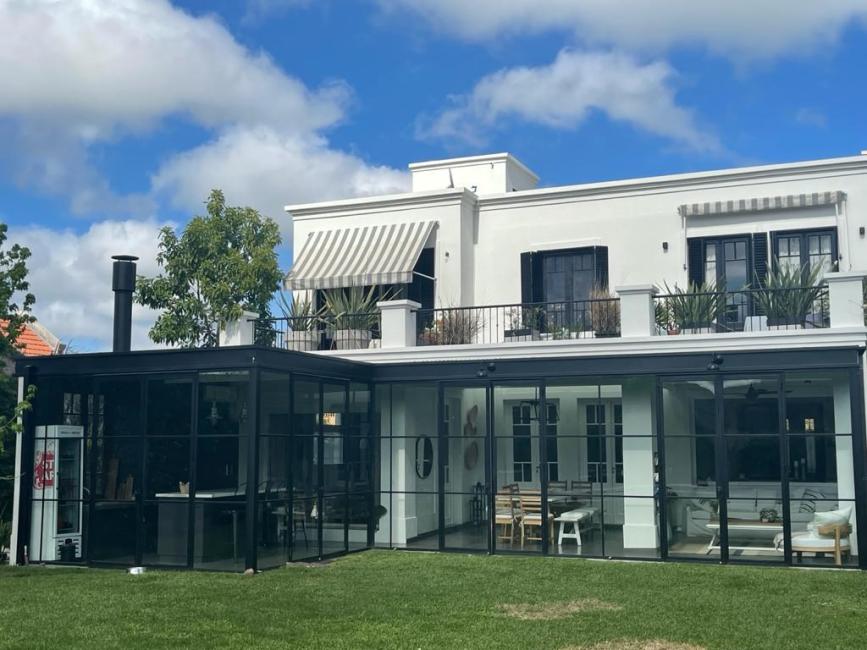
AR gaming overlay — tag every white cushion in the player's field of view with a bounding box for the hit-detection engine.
[791,531,850,551]
[812,505,852,529]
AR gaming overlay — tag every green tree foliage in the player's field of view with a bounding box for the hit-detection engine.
[0,223,37,548]
[136,190,282,348]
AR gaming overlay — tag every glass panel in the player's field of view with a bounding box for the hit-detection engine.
[90,502,136,563]
[145,438,190,498]
[400,492,440,550]
[293,378,319,436]
[347,491,371,552]
[257,500,289,569]
[259,436,290,497]
[260,371,290,436]
[198,371,251,436]
[193,502,246,570]
[321,495,347,557]
[94,437,141,501]
[97,378,142,437]
[146,377,192,435]
[196,437,243,497]
[289,496,318,561]
[142,501,188,566]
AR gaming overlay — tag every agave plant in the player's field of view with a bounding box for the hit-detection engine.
[322,286,381,331]
[753,261,825,327]
[658,280,726,331]
[277,292,321,331]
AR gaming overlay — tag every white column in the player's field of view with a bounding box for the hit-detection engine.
[825,271,865,328]
[834,377,858,556]
[218,310,259,346]
[621,377,658,549]
[615,285,657,337]
[377,300,420,349]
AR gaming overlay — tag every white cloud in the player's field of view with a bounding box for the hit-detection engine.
[795,107,828,129]
[0,0,405,218]
[420,50,719,153]
[12,219,168,352]
[377,0,867,59]
[152,125,410,245]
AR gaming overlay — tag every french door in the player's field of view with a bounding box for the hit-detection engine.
[661,371,859,567]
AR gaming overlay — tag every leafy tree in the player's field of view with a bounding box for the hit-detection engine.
[136,190,282,348]
[0,223,37,551]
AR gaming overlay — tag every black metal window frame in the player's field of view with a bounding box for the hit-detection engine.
[771,227,838,275]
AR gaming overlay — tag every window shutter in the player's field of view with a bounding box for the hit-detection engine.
[752,233,769,288]
[687,238,704,287]
[594,246,609,289]
[520,252,534,303]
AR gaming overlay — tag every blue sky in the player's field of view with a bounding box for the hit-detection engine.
[1,0,866,350]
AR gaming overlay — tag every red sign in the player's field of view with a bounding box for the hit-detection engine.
[33,451,55,490]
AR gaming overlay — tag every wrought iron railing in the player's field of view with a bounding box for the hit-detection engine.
[654,285,830,335]
[415,298,621,346]
[253,313,382,351]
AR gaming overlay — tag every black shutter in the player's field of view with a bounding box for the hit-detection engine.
[520,252,534,303]
[687,238,704,287]
[752,233,768,288]
[594,246,609,289]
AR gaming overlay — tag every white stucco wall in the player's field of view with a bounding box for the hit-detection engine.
[287,153,867,310]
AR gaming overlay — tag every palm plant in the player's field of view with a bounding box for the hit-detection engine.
[658,280,726,332]
[753,261,825,327]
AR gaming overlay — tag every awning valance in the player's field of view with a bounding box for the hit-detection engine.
[678,191,845,218]
[285,221,437,290]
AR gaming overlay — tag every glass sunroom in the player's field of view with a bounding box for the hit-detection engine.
[15,344,867,571]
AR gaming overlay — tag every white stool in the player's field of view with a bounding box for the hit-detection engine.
[555,507,596,546]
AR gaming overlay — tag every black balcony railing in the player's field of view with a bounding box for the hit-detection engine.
[415,298,621,347]
[253,313,381,351]
[654,285,830,335]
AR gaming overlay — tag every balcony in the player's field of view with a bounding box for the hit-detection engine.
[234,272,864,353]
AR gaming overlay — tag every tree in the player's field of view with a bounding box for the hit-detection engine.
[0,223,36,553]
[136,190,282,348]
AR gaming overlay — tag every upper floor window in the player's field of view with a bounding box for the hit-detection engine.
[521,246,608,306]
[772,229,837,278]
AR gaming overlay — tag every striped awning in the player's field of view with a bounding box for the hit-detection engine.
[285,221,437,290]
[678,191,845,218]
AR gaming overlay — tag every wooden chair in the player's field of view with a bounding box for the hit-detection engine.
[495,493,520,543]
[518,495,554,548]
[547,480,567,493]
[570,480,594,499]
[791,523,852,567]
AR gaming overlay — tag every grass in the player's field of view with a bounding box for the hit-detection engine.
[1,550,866,649]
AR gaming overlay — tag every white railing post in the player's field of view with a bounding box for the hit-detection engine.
[825,272,866,328]
[615,285,657,337]
[377,300,420,348]
[219,310,259,346]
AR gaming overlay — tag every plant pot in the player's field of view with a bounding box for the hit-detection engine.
[680,322,714,335]
[285,331,318,352]
[333,329,371,350]
[504,328,540,342]
[766,316,805,330]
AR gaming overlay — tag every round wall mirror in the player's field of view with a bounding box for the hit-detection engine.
[415,436,434,479]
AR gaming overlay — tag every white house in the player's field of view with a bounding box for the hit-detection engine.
[14,152,867,571]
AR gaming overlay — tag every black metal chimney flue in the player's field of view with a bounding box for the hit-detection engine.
[111,255,138,353]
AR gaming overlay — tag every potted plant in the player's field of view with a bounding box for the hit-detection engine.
[753,261,825,330]
[437,308,483,345]
[659,280,725,334]
[277,292,322,352]
[590,286,620,337]
[323,286,380,350]
[504,305,542,342]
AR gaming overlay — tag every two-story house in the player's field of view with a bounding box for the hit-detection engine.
[12,152,867,572]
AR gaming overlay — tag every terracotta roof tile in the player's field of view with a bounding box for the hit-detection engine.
[0,321,58,356]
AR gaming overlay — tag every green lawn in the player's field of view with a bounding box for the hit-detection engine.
[1,551,866,649]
